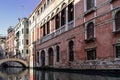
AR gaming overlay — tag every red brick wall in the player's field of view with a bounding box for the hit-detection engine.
[34,0,120,69]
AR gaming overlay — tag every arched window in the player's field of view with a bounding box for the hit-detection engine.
[55,8,60,29]
[36,52,39,63]
[56,46,60,62]
[68,2,74,22]
[41,50,45,66]
[48,48,54,66]
[55,13,60,29]
[46,21,50,34]
[61,3,67,26]
[115,11,120,31]
[68,40,74,61]
[41,23,46,37]
[51,12,55,32]
[86,22,94,39]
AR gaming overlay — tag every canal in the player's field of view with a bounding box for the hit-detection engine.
[0,67,120,80]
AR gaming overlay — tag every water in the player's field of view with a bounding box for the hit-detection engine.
[0,67,120,80]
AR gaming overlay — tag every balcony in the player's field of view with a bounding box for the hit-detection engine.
[68,20,74,30]
[40,32,54,43]
[54,25,66,36]
[40,21,74,43]
[15,36,19,41]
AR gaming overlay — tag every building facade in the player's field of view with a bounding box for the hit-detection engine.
[0,36,6,59]
[14,18,29,60]
[6,27,14,58]
[29,0,120,69]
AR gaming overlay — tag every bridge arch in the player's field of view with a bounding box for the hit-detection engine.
[0,58,28,67]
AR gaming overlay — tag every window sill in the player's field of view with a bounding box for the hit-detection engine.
[112,30,120,34]
[115,58,120,60]
[84,7,97,16]
[85,37,96,43]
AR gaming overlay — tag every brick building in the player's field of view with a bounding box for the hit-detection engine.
[6,27,14,57]
[30,0,120,69]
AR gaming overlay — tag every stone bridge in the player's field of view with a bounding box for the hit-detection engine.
[0,58,28,67]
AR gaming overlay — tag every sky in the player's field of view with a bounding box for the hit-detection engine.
[0,0,40,36]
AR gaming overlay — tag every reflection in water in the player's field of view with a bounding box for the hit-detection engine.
[0,67,29,80]
[34,70,120,80]
[0,67,120,80]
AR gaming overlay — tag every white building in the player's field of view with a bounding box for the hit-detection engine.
[0,36,6,58]
[14,18,29,59]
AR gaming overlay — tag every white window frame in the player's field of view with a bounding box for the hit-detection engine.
[85,20,96,40]
[114,44,120,59]
[112,8,120,32]
[84,0,96,12]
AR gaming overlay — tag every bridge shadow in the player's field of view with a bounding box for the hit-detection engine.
[0,67,28,79]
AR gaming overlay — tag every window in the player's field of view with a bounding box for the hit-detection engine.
[86,0,95,10]
[68,40,74,61]
[41,50,45,66]
[43,25,46,36]
[22,50,23,53]
[26,21,29,26]
[61,8,66,26]
[55,13,60,29]
[22,29,24,34]
[26,49,29,54]
[68,2,74,22]
[36,52,39,62]
[26,28,29,34]
[86,49,96,60]
[22,39,24,44]
[33,16,35,21]
[114,44,120,58]
[86,22,94,40]
[37,10,40,16]
[115,11,120,31]
[47,21,50,34]
[44,3,46,9]
[51,17,55,32]
[47,0,50,5]
[26,39,29,45]
[29,20,31,25]
[56,46,60,62]
[41,7,43,13]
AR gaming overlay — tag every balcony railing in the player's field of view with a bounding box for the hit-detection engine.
[40,21,74,43]
[15,36,19,41]
[68,20,74,30]
[54,25,66,36]
[40,32,54,43]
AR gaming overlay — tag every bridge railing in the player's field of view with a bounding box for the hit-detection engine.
[0,54,28,62]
